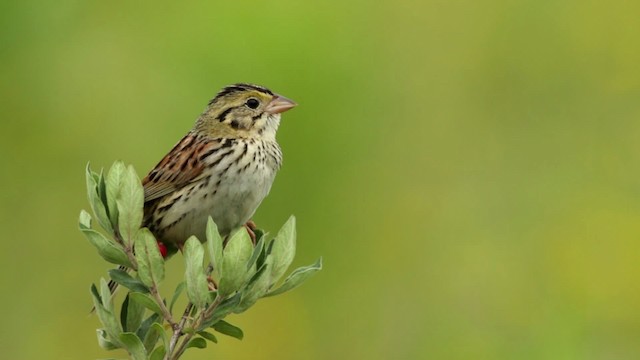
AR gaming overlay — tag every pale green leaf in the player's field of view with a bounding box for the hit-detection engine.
[234,258,272,313]
[86,163,114,233]
[246,235,264,271]
[218,228,253,296]
[105,161,126,227]
[134,228,165,287]
[130,292,163,316]
[268,215,296,285]
[79,209,91,229]
[266,257,323,297]
[91,281,123,347]
[184,236,210,308]
[99,278,114,312]
[108,268,149,293]
[117,165,144,244]
[199,293,241,330]
[96,329,119,350]
[80,225,131,267]
[119,332,147,360]
[206,217,223,276]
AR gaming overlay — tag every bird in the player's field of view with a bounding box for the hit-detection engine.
[98,83,295,299]
[141,83,296,256]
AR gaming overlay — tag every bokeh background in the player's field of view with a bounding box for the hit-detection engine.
[2,0,640,359]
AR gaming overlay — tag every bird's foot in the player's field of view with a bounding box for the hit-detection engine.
[207,275,218,291]
[244,220,257,244]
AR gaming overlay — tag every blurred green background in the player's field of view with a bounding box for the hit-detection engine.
[2,0,640,359]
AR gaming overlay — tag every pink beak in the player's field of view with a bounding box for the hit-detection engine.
[265,94,297,114]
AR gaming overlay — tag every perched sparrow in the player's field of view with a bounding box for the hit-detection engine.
[143,83,296,253]
[99,84,295,298]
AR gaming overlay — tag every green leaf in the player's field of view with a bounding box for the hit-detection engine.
[149,322,168,351]
[96,329,119,350]
[212,320,244,340]
[105,161,126,227]
[184,236,210,308]
[253,228,266,243]
[186,337,207,349]
[81,225,131,267]
[109,268,150,293]
[197,331,218,343]
[142,319,164,353]
[135,313,161,347]
[121,293,145,333]
[86,163,114,233]
[79,209,92,229]
[218,228,253,296]
[234,259,272,313]
[117,165,144,244]
[266,257,323,297]
[135,228,165,287]
[91,280,123,347]
[119,332,147,360]
[90,282,102,303]
[99,278,113,311]
[199,293,241,330]
[246,235,264,271]
[97,170,109,213]
[130,292,163,316]
[269,215,296,285]
[149,345,166,360]
[169,282,186,313]
[260,239,275,266]
[206,217,224,276]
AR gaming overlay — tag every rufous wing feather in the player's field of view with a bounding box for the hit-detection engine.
[142,134,222,202]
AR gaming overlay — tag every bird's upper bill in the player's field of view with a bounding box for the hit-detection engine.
[265,95,297,114]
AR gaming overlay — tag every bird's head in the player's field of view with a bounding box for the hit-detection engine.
[195,83,297,139]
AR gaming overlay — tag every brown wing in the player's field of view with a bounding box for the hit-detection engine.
[142,134,222,202]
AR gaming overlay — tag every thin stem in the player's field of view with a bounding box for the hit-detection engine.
[171,296,223,360]
[165,263,219,359]
[124,245,138,270]
[150,285,176,327]
[166,303,193,359]
[114,231,138,270]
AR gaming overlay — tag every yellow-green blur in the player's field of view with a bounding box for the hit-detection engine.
[1,1,639,359]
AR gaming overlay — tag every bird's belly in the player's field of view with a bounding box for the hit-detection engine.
[158,166,276,244]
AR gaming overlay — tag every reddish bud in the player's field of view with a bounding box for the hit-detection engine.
[157,241,168,258]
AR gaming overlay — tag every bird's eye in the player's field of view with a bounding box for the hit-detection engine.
[246,98,260,109]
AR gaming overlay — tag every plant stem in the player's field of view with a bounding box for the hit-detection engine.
[115,231,138,270]
[150,286,176,327]
[166,263,216,358]
[170,296,223,360]
[166,302,193,359]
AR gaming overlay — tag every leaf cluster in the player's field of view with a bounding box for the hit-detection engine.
[80,162,322,359]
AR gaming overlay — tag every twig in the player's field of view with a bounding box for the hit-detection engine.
[171,296,223,360]
[150,286,176,327]
[115,231,138,270]
[166,263,217,359]
[166,302,193,359]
